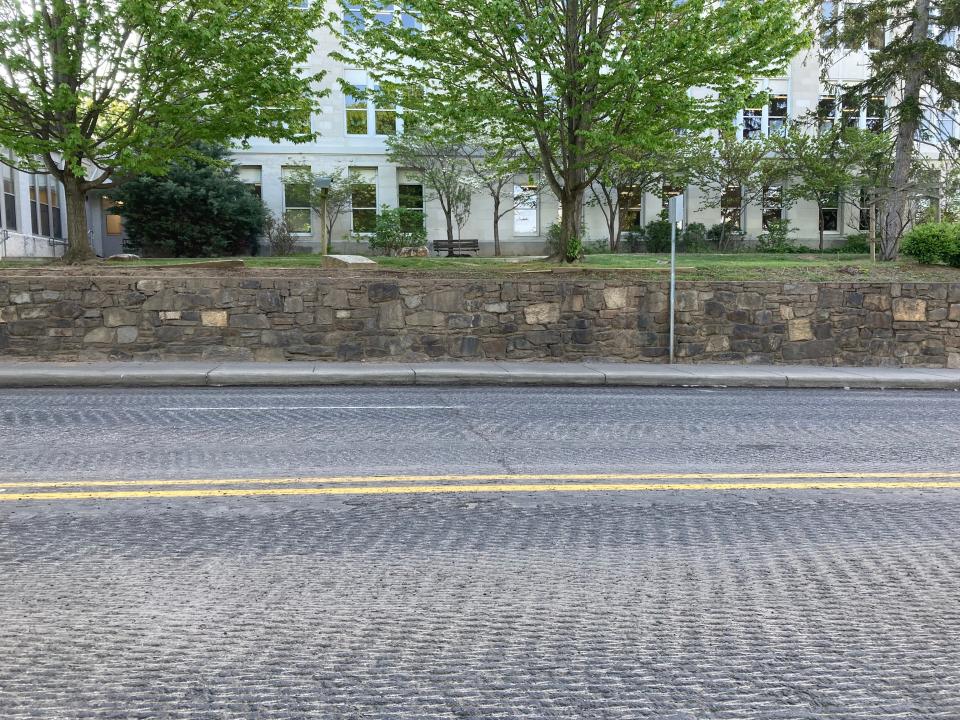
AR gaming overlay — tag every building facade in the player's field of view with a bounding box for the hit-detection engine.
[0,154,123,260]
[232,3,958,256]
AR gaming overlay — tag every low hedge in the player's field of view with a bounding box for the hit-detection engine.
[901,223,960,267]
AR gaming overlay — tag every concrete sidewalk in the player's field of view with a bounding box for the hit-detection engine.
[0,361,958,390]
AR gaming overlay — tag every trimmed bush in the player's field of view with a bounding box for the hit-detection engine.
[368,207,428,256]
[756,220,805,253]
[644,219,673,253]
[901,223,960,266]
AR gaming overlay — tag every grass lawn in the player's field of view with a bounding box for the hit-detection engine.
[2,252,959,282]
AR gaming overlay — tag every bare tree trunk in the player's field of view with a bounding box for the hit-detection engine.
[444,210,455,256]
[818,205,825,252]
[492,195,501,257]
[882,0,929,261]
[62,175,94,263]
[869,197,877,263]
[558,191,584,263]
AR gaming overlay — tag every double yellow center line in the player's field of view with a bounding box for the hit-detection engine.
[1,471,959,502]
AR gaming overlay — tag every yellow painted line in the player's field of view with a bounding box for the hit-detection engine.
[2,480,960,502]
[4,470,960,490]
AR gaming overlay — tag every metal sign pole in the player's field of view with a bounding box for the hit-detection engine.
[668,195,683,364]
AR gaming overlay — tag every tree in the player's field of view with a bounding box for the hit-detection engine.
[588,152,666,253]
[816,0,960,259]
[461,139,537,257]
[683,129,789,249]
[111,144,266,258]
[774,122,891,251]
[335,0,808,261]
[386,127,472,254]
[0,0,324,262]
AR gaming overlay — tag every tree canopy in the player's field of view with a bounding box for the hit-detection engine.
[0,0,325,260]
[333,0,810,259]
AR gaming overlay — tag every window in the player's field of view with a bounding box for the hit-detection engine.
[29,175,61,238]
[821,190,840,232]
[768,95,788,137]
[762,186,783,230]
[1,159,16,231]
[618,185,644,233]
[398,177,424,231]
[818,96,837,133]
[865,96,885,132]
[345,86,369,135]
[373,2,394,25]
[281,166,312,234]
[721,185,743,231]
[513,184,538,234]
[742,105,763,139]
[350,168,377,233]
[238,166,263,199]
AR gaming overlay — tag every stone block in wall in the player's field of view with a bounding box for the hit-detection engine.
[229,313,270,329]
[603,287,629,310]
[84,327,115,344]
[201,311,228,327]
[422,289,463,313]
[892,298,927,322]
[523,303,560,325]
[103,307,139,327]
[368,283,400,303]
[380,301,405,329]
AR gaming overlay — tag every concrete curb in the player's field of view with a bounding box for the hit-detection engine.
[0,361,958,390]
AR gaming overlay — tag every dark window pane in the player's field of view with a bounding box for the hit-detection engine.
[375,109,397,135]
[353,208,377,233]
[352,182,376,208]
[284,182,311,207]
[285,208,312,234]
[4,193,16,230]
[743,108,762,138]
[762,209,782,230]
[398,184,423,209]
[346,109,368,135]
[51,206,62,239]
[821,208,838,232]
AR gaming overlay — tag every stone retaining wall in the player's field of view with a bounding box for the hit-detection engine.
[1,274,958,367]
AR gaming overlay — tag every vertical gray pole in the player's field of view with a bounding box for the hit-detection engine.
[669,215,676,364]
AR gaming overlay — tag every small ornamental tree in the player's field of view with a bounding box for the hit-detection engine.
[683,130,789,248]
[461,139,538,257]
[0,0,325,262]
[283,167,366,254]
[386,127,472,252]
[333,0,809,261]
[111,144,266,258]
[774,123,892,251]
[588,150,669,253]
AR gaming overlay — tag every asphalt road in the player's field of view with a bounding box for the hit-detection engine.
[1,386,959,719]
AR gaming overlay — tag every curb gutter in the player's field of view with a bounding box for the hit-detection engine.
[0,362,957,390]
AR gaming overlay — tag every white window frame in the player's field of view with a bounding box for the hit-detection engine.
[821,190,841,234]
[762,185,784,231]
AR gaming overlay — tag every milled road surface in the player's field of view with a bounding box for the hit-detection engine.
[1,387,959,718]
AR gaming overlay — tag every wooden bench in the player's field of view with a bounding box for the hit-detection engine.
[433,238,480,256]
